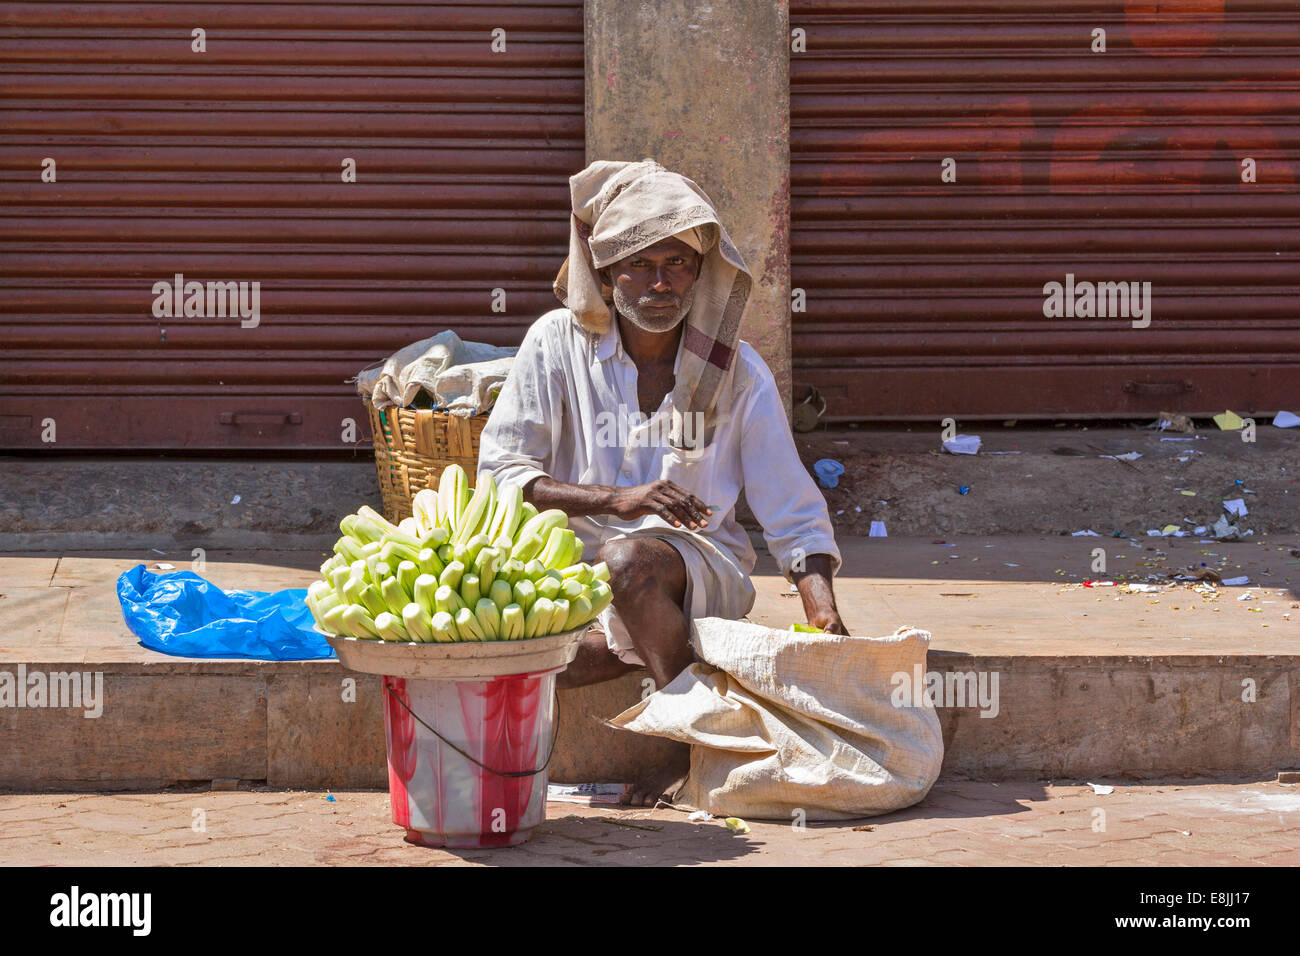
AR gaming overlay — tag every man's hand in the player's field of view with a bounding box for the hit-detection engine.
[611,480,711,530]
[792,553,849,636]
[527,475,711,530]
[807,608,849,636]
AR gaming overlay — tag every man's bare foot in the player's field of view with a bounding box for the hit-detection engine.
[620,743,691,808]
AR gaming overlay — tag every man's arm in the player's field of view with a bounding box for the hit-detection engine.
[792,553,848,636]
[526,475,712,530]
[736,351,846,633]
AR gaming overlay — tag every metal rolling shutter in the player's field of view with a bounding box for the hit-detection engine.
[0,0,583,450]
[790,0,1300,420]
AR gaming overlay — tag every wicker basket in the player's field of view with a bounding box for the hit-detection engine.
[366,401,487,524]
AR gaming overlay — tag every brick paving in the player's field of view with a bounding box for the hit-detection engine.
[1,781,1296,866]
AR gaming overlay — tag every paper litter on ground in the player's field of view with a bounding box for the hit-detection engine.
[1273,410,1299,428]
[1213,410,1244,431]
[1223,498,1249,517]
[941,434,981,455]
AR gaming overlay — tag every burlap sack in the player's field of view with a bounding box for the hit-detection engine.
[608,618,944,821]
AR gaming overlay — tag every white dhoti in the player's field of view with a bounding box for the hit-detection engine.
[591,526,757,668]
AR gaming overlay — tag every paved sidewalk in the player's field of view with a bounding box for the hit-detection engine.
[3,535,1297,663]
[2,781,1297,866]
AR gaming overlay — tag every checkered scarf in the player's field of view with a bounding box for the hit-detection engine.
[553,158,753,449]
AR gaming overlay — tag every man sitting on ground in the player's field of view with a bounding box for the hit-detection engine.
[478,158,845,806]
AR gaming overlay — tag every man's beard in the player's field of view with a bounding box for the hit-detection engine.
[612,283,696,333]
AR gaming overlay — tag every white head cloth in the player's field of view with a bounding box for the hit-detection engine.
[553,158,753,449]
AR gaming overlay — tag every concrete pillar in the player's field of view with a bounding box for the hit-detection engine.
[584,0,792,414]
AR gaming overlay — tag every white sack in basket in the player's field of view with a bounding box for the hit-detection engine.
[608,618,944,821]
[356,330,518,415]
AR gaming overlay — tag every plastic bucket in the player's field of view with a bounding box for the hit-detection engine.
[382,669,559,848]
[323,629,585,849]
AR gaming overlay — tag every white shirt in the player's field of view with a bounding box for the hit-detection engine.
[477,308,841,582]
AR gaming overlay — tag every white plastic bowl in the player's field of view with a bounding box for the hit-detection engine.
[317,625,588,680]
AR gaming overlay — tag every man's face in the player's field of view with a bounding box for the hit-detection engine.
[603,237,702,334]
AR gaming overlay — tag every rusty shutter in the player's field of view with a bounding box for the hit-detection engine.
[790,0,1300,421]
[0,1,582,450]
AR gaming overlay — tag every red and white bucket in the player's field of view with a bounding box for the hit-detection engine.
[325,628,585,849]
[383,670,558,848]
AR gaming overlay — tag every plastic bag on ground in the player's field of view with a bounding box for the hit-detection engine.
[116,565,334,660]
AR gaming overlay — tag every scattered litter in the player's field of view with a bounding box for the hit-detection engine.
[153,563,175,571]
[1237,592,1254,602]
[1160,437,1196,442]
[869,521,888,537]
[1083,580,1115,587]
[1124,583,1163,593]
[1223,498,1248,517]
[1071,530,1101,537]
[813,458,845,488]
[724,817,751,834]
[1179,490,1196,497]
[1193,526,1207,535]
[854,505,861,512]
[832,440,850,445]
[835,509,844,515]
[687,811,713,823]
[1087,783,1115,795]
[1213,410,1244,431]
[1152,411,1195,433]
[1161,524,1181,535]
[1005,563,1019,568]
[323,793,337,802]
[958,486,971,495]
[1273,410,1300,428]
[941,434,981,455]
[1099,451,1142,461]
[1212,515,1240,540]
[230,494,242,505]
[1221,576,1251,587]
[851,825,876,832]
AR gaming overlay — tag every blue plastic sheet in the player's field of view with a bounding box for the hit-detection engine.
[116,564,335,660]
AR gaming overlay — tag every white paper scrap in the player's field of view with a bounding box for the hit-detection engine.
[1223,498,1248,517]
[1088,783,1115,795]
[941,434,982,455]
[869,521,888,537]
